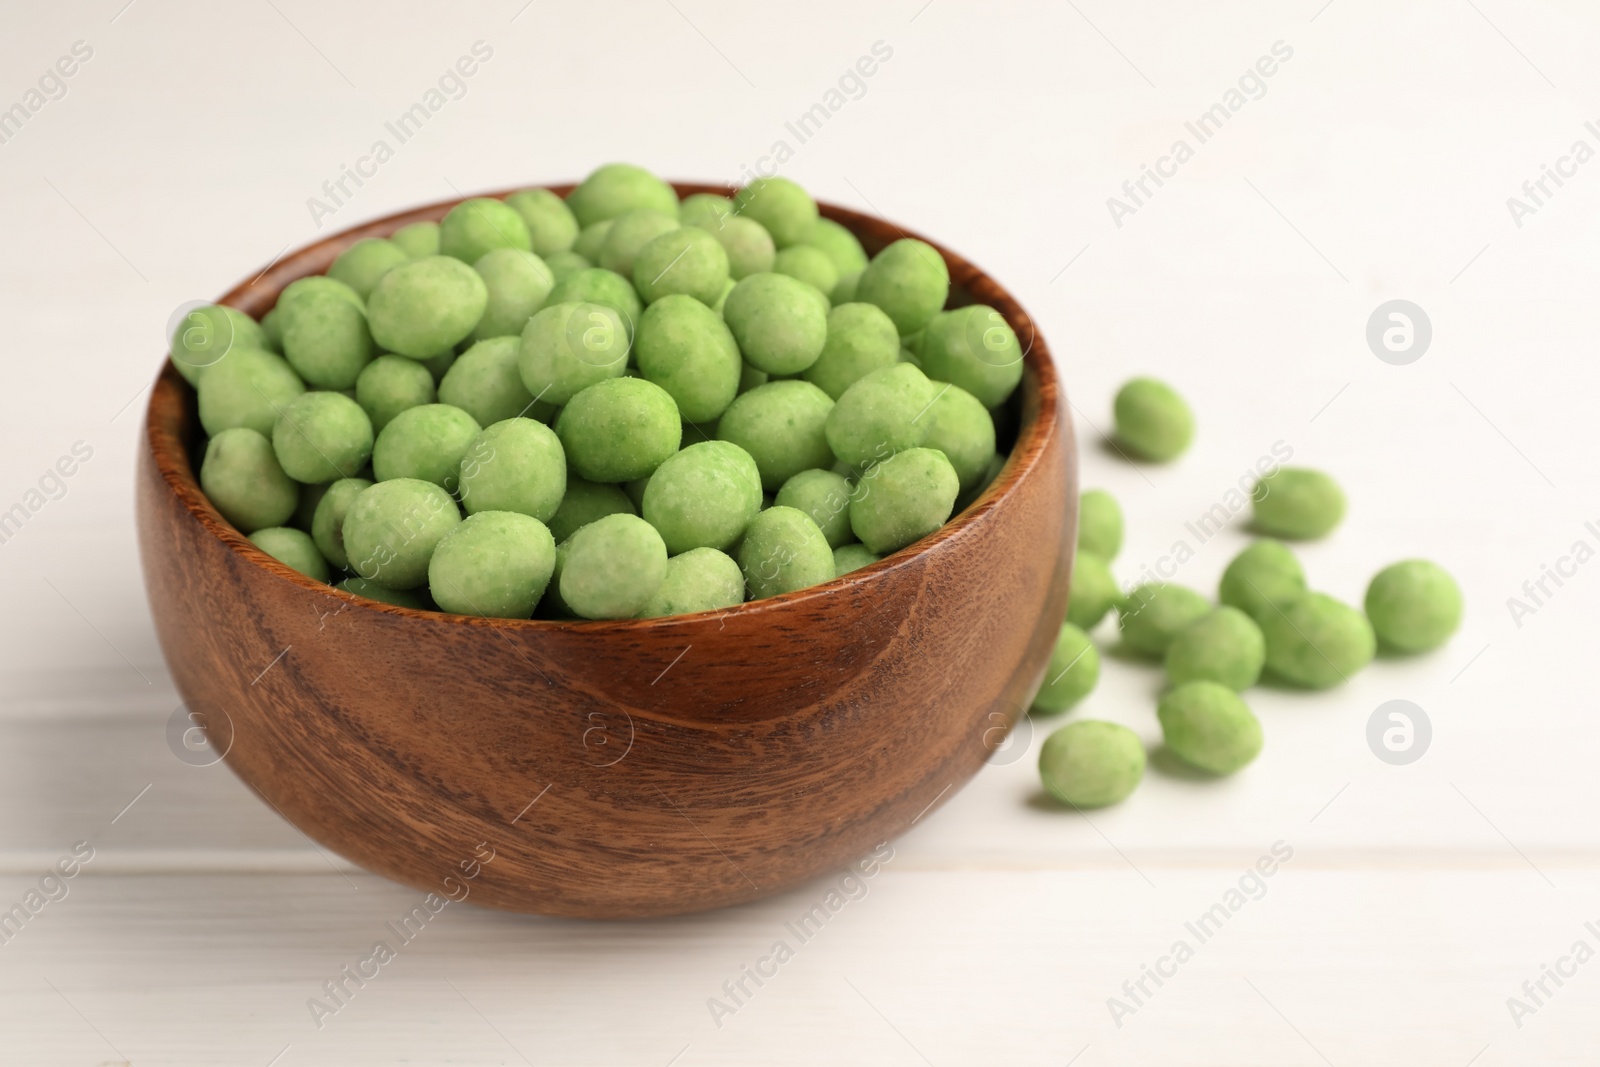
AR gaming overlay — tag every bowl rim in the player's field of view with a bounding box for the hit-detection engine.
[145,181,1062,632]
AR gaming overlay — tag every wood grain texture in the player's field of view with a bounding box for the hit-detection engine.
[134,184,1076,917]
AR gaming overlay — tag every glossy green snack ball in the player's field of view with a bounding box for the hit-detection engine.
[803,302,900,400]
[918,383,996,493]
[276,281,374,390]
[824,362,938,469]
[170,304,267,385]
[634,226,730,307]
[343,478,461,589]
[856,238,949,336]
[917,306,1023,409]
[598,209,679,278]
[567,164,678,228]
[200,427,298,533]
[1219,539,1306,621]
[355,354,435,432]
[1364,560,1463,653]
[634,295,741,422]
[733,177,817,248]
[1259,591,1376,689]
[772,245,838,299]
[271,390,374,483]
[547,476,634,543]
[1158,681,1263,775]
[311,476,372,570]
[457,417,566,522]
[427,510,556,618]
[198,348,306,437]
[1113,377,1194,462]
[1118,583,1211,656]
[328,238,408,300]
[679,193,735,230]
[637,547,745,617]
[642,440,762,554]
[338,576,425,608]
[850,447,958,554]
[556,377,682,483]
[1078,489,1124,560]
[1164,606,1265,690]
[546,267,642,334]
[390,221,439,258]
[738,505,833,599]
[1067,552,1120,629]
[249,526,329,583]
[703,215,776,280]
[560,512,669,618]
[439,197,532,264]
[1252,467,1346,540]
[802,217,868,277]
[372,403,482,492]
[722,272,829,375]
[1032,623,1100,715]
[470,248,554,341]
[544,250,591,283]
[716,380,834,490]
[367,256,489,359]
[1038,720,1145,808]
[775,468,855,548]
[832,543,879,576]
[517,301,630,405]
[440,337,543,427]
[505,187,579,256]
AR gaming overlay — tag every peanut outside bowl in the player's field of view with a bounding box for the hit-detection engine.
[135,183,1078,918]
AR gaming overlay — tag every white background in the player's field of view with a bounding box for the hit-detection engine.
[1,0,1597,1063]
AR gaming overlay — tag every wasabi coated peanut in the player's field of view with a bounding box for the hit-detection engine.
[1364,560,1463,653]
[802,302,900,400]
[555,377,682,483]
[294,479,331,531]
[1219,539,1306,620]
[367,256,489,359]
[702,215,776,280]
[1251,466,1346,540]
[772,245,839,299]
[1259,591,1375,689]
[716,380,835,490]
[566,163,679,228]
[850,447,959,554]
[428,510,556,618]
[546,267,643,333]
[547,476,634,543]
[338,575,425,608]
[637,547,745,617]
[471,248,555,341]
[1067,551,1120,629]
[1164,606,1265,690]
[738,362,768,394]
[328,238,408,300]
[517,301,631,406]
[678,193,734,231]
[249,526,330,583]
[1113,377,1193,462]
[422,349,457,383]
[544,250,591,283]
[271,391,374,483]
[1031,622,1100,715]
[633,227,731,307]
[198,348,306,437]
[311,476,372,570]
[824,362,937,469]
[722,272,829,375]
[505,187,579,256]
[856,238,949,336]
[917,383,996,493]
[200,427,298,533]
[738,505,834,599]
[170,304,266,385]
[1038,720,1145,808]
[1077,489,1124,560]
[1158,681,1263,775]
[917,306,1024,409]
[277,279,374,390]
[372,403,482,491]
[775,468,854,548]
[441,337,546,427]
[356,354,435,432]
[439,197,532,264]
[634,295,741,423]
[457,417,567,522]
[732,177,816,248]
[342,478,461,589]
[390,221,440,258]
[641,440,762,553]
[1118,582,1210,656]
[572,220,612,262]
[281,274,364,310]
[259,306,283,351]
[800,217,868,278]
[831,271,861,305]
[560,512,669,619]
[598,209,679,278]
[832,542,879,576]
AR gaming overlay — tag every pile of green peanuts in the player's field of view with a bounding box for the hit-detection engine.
[179,164,1026,619]
[1036,377,1463,809]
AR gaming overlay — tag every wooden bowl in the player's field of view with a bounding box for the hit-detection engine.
[136,184,1077,918]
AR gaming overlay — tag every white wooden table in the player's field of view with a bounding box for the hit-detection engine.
[2,1,1597,1062]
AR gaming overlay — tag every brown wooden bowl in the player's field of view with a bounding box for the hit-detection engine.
[136,183,1077,918]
